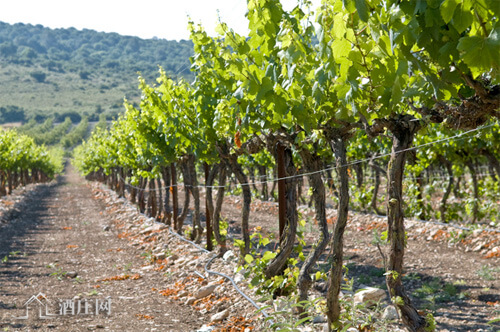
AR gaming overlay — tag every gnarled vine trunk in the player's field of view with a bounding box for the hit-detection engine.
[156,177,163,221]
[385,115,427,332]
[171,164,181,232]
[213,164,228,254]
[189,155,202,243]
[138,177,147,213]
[161,166,172,225]
[326,133,350,331]
[0,171,7,196]
[147,176,157,218]
[437,155,453,223]
[118,168,125,198]
[180,155,202,242]
[369,157,386,215]
[129,170,137,204]
[265,143,298,279]
[297,148,330,317]
[464,159,479,223]
[178,160,191,233]
[258,165,268,200]
[205,163,219,251]
[228,154,252,256]
[480,148,500,182]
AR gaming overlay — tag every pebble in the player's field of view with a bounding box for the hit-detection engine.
[353,287,386,306]
[177,290,188,298]
[196,325,215,332]
[194,284,218,299]
[382,305,398,320]
[210,309,229,322]
[312,315,327,324]
[222,250,236,261]
[234,273,245,284]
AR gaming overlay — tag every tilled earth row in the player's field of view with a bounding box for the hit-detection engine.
[0,166,204,332]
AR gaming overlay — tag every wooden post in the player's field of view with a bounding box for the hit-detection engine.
[277,142,286,243]
[204,163,213,251]
[171,163,179,232]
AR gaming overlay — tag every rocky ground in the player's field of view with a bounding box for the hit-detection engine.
[0,165,202,331]
[0,164,499,332]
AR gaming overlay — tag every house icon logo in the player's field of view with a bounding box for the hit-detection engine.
[16,292,57,319]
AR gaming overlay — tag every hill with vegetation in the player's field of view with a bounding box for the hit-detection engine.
[0,21,193,123]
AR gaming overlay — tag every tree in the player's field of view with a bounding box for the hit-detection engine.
[30,71,46,83]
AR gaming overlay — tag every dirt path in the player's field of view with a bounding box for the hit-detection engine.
[0,164,202,331]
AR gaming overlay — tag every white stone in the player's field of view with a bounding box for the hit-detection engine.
[353,287,386,306]
[196,324,215,332]
[177,291,188,298]
[473,244,483,252]
[194,284,218,299]
[234,273,245,284]
[312,315,327,324]
[223,250,236,261]
[382,305,399,320]
[140,226,154,235]
[210,309,229,322]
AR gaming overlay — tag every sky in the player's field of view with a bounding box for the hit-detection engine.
[0,0,320,41]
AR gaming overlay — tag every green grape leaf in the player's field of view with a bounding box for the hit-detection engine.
[457,29,500,76]
[342,0,356,14]
[440,0,458,23]
[331,38,352,59]
[451,6,473,33]
[262,251,276,261]
[355,0,369,22]
[244,254,254,264]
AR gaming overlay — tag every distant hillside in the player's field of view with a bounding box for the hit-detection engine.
[0,21,194,123]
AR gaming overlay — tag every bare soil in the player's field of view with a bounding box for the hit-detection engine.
[1,165,499,332]
[0,164,202,331]
[218,193,500,332]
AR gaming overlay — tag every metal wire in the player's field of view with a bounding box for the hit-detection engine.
[115,122,497,191]
[165,227,272,320]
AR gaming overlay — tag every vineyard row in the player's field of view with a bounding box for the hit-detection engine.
[73,1,500,331]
